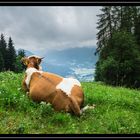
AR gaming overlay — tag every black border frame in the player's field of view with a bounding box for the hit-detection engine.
[0,1,140,139]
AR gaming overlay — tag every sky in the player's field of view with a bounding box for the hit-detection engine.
[0,6,101,56]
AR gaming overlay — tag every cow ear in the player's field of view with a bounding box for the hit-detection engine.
[37,57,44,65]
[21,57,29,66]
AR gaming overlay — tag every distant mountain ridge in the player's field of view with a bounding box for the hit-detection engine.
[44,47,97,67]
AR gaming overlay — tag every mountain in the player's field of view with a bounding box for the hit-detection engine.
[44,47,97,67]
[22,47,98,81]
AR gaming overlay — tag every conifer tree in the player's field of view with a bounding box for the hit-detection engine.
[7,37,16,71]
[134,7,140,45]
[0,52,4,71]
[15,49,26,72]
[0,34,7,70]
[96,6,114,54]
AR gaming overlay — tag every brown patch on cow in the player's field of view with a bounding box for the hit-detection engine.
[41,72,63,86]
[28,72,57,102]
[51,89,71,112]
[70,85,84,108]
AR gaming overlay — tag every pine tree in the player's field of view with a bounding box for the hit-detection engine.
[17,49,25,58]
[134,7,140,46]
[119,6,136,33]
[0,52,4,71]
[7,37,16,71]
[95,6,140,55]
[15,49,26,72]
[0,34,7,70]
[96,6,114,55]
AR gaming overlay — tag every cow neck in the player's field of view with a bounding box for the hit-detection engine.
[25,68,36,89]
[25,66,41,74]
[27,61,39,70]
[27,66,37,69]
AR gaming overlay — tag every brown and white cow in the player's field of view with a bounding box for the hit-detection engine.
[21,55,86,116]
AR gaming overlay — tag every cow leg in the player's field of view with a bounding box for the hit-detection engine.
[69,96,81,116]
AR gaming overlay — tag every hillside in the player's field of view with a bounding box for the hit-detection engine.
[0,71,140,134]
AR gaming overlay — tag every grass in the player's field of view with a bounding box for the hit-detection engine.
[0,71,140,134]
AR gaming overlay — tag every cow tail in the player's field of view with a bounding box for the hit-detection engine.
[69,96,81,116]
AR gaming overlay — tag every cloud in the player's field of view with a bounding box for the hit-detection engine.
[0,6,101,55]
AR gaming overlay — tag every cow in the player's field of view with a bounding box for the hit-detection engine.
[21,55,94,116]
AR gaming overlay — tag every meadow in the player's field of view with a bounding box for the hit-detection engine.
[0,71,140,134]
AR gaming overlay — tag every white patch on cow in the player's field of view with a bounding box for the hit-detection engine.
[39,66,42,71]
[25,67,43,88]
[56,78,81,96]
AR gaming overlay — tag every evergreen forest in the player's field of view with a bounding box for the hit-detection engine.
[95,6,140,88]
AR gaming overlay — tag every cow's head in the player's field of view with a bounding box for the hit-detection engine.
[21,55,44,70]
